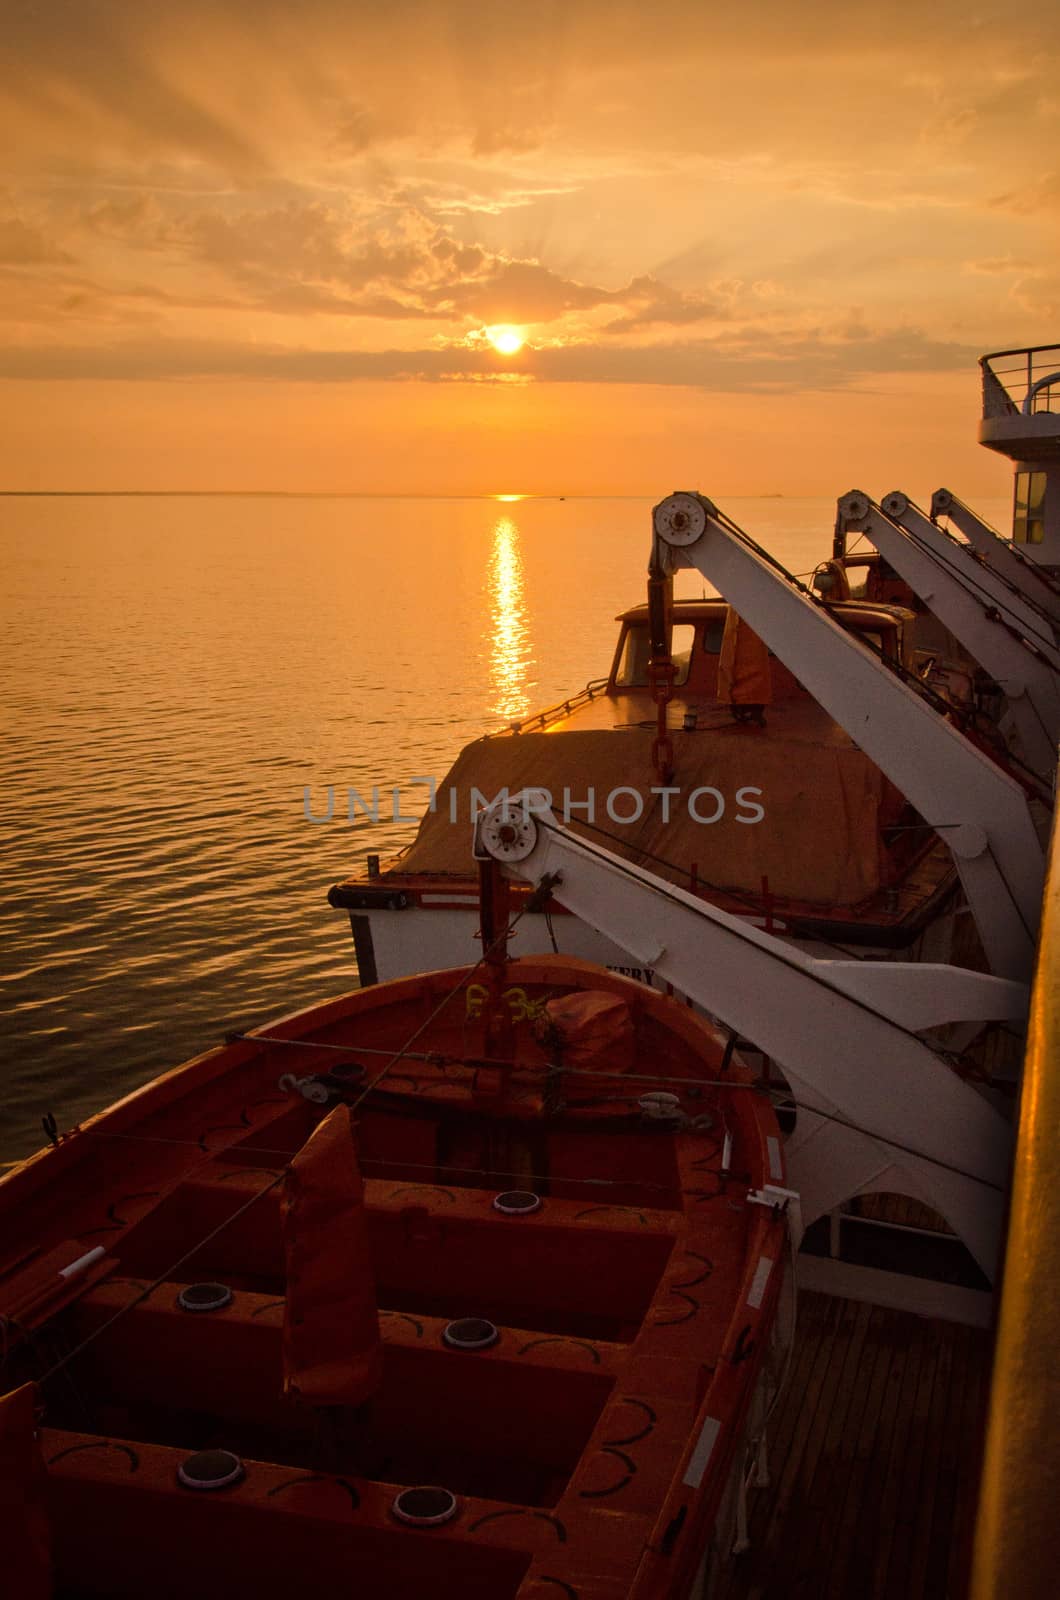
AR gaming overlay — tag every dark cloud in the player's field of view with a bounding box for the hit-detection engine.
[434,257,620,321]
[603,275,722,332]
[0,327,982,391]
[63,195,633,324]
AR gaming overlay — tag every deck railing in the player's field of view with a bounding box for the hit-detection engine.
[489,678,611,737]
[969,780,1060,1599]
[981,344,1060,418]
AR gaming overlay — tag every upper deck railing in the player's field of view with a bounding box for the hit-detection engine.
[969,778,1060,1599]
[981,343,1060,418]
[490,678,610,736]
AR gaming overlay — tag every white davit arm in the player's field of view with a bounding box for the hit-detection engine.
[475,799,1018,1281]
[837,490,1060,783]
[931,487,1060,629]
[877,489,1060,659]
[872,492,1060,667]
[650,491,1045,982]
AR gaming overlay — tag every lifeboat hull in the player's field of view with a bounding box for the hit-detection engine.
[0,956,788,1600]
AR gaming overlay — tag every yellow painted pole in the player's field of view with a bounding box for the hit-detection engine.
[970,805,1060,1599]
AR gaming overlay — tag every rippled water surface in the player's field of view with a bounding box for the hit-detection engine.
[0,492,1009,1159]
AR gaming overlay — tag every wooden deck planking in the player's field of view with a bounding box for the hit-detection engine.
[898,1310,957,1600]
[880,1314,946,1600]
[818,1303,902,1600]
[925,1322,971,1600]
[731,1293,847,1582]
[783,1296,878,1591]
[716,1291,991,1600]
[942,1324,991,1600]
[845,1302,923,1597]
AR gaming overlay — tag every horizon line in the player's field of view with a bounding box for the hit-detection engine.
[0,489,792,500]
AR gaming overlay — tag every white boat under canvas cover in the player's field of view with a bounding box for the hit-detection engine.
[475,796,1022,1283]
[650,491,1046,982]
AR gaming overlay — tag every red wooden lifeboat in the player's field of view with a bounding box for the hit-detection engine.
[0,955,789,1600]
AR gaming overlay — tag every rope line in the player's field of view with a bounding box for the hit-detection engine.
[713,499,1055,797]
[342,905,533,1115]
[27,1104,1001,1393]
[72,1139,718,1191]
[524,810,875,962]
[898,513,1060,659]
[23,861,1006,1388]
[37,1168,287,1383]
[792,1100,1007,1192]
[533,814,968,1057]
[931,513,1060,628]
[34,901,532,1384]
[80,1067,1007,1193]
[221,1036,767,1091]
[709,502,979,726]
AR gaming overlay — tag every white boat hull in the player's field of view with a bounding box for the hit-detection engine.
[343,899,964,993]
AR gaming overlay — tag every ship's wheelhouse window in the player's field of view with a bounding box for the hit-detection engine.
[1014,471,1046,544]
[838,559,870,599]
[614,622,695,687]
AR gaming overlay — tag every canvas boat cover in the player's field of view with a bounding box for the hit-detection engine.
[718,611,773,706]
[394,719,897,906]
[534,990,636,1073]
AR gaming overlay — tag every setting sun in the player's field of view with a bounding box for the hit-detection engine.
[486,325,525,356]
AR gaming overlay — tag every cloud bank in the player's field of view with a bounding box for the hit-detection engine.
[1,0,1057,399]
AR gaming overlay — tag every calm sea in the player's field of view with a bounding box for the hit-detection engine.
[0,492,1010,1160]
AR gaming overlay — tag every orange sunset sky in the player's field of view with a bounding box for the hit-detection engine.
[1,1,1057,495]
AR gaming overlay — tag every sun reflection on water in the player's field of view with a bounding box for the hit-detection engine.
[485,515,534,721]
